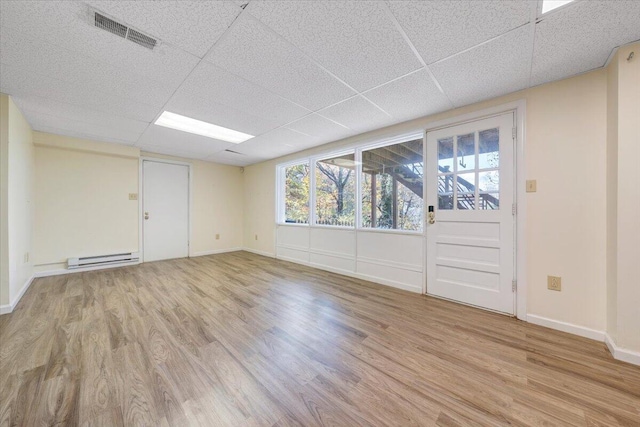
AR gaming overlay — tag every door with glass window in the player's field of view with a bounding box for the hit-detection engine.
[426,113,515,314]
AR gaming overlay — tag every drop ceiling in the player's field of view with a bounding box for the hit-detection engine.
[0,0,638,166]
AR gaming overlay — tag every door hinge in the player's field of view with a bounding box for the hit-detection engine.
[512,280,517,292]
[512,203,517,215]
[512,126,517,139]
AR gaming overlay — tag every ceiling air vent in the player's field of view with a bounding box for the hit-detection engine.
[225,149,245,155]
[127,28,157,50]
[94,12,127,38]
[93,11,157,50]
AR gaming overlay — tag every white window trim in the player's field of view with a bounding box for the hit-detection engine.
[276,159,311,225]
[277,133,426,234]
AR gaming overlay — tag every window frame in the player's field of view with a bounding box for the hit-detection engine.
[357,132,425,234]
[276,131,425,234]
[277,159,311,226]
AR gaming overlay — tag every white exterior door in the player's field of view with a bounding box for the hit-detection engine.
[143,160,189,262]
[426,113,515,314]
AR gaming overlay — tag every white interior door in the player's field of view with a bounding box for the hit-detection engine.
[143,160,189,262]
[426,113,515,314]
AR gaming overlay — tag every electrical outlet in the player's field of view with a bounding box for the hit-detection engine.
[255,234,258,241]
[526,180,537,192]
[215,234,220,240]
[548,276,562,291]
[129,193,138,200]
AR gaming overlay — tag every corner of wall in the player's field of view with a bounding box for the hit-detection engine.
[6,95,35,310]
[0,94,10,307]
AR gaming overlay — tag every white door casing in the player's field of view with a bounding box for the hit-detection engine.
[426,113,515,314]
[142,160,189,262]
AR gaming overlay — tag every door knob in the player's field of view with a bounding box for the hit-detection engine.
[144,212,150,220]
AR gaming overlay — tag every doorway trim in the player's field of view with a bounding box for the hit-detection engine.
[422,100,527,321]
[139,156,193,262]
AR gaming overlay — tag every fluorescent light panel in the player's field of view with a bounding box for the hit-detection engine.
[154,111,254,144]
[542,0,575,14]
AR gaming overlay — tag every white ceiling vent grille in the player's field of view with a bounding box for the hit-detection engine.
[93,11,157,50]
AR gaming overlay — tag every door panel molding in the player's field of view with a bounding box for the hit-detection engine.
[426,112,515,315]
[421,100,526,320]
[139,157,193,262]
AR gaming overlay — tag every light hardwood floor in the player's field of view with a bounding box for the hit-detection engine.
[0,251,638,426]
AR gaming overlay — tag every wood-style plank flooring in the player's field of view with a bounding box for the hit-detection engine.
[1,251,639,426]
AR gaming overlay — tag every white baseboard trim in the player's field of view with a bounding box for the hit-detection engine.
[191,247,242,257]
[0,274,35,315]
[276,254,422,294]
[241,247,276,258]
[605,333,640,366]
[526,314,605,341]
[34,260,141,278]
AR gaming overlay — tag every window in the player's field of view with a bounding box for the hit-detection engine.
[283,162,310,224]
[315,153,356,226]
[361,138,423,231]
[437,127,499,211]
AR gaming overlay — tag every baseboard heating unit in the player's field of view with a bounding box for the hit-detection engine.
[67,252,140,269]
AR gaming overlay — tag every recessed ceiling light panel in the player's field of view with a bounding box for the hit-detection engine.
[541,0,575,14]
[154,111,254,144]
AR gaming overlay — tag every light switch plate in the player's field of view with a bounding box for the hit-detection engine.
[129,193,138,200]
[526,180,537,192]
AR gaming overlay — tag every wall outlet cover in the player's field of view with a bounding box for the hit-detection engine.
[548,275,562,291]
[129,193,138,200]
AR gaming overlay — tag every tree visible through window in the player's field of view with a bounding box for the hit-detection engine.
[284,163,309,223]
[362,138,423,231]
[315,153,356,226]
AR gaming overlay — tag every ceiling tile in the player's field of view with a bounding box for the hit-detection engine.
[136,125,233,157]
[139,145,210,160]
[25,111,142,145]
[285,114,355,143]
[1,31,175,108]
[363,69,453,122]
[165,89,282,137]
[318,96,395,133]
[430,26,533,107]
[531,0,640,86]
[178,61,310,126]
[0,0,199,88]
[0,63,159,122]
[12,96,149,138]
[204,151,266,167]
[247,1,422,92]
[205,13,355,111]
[85,0,242,57]
[234,127,319,159]
[388,0,531,64]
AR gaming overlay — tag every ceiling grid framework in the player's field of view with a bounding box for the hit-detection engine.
[0,0,638,166]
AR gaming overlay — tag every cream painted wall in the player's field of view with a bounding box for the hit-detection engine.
[0,94,9,306]
[525,70,607,332]
[613,43,640,352]
[243,69,609,333]
[243,163,276,256]
[7,97,34,304]
[140,152,244,255]
[33,140,245,273]
[33,133,140,271]
[606,51,619,341]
